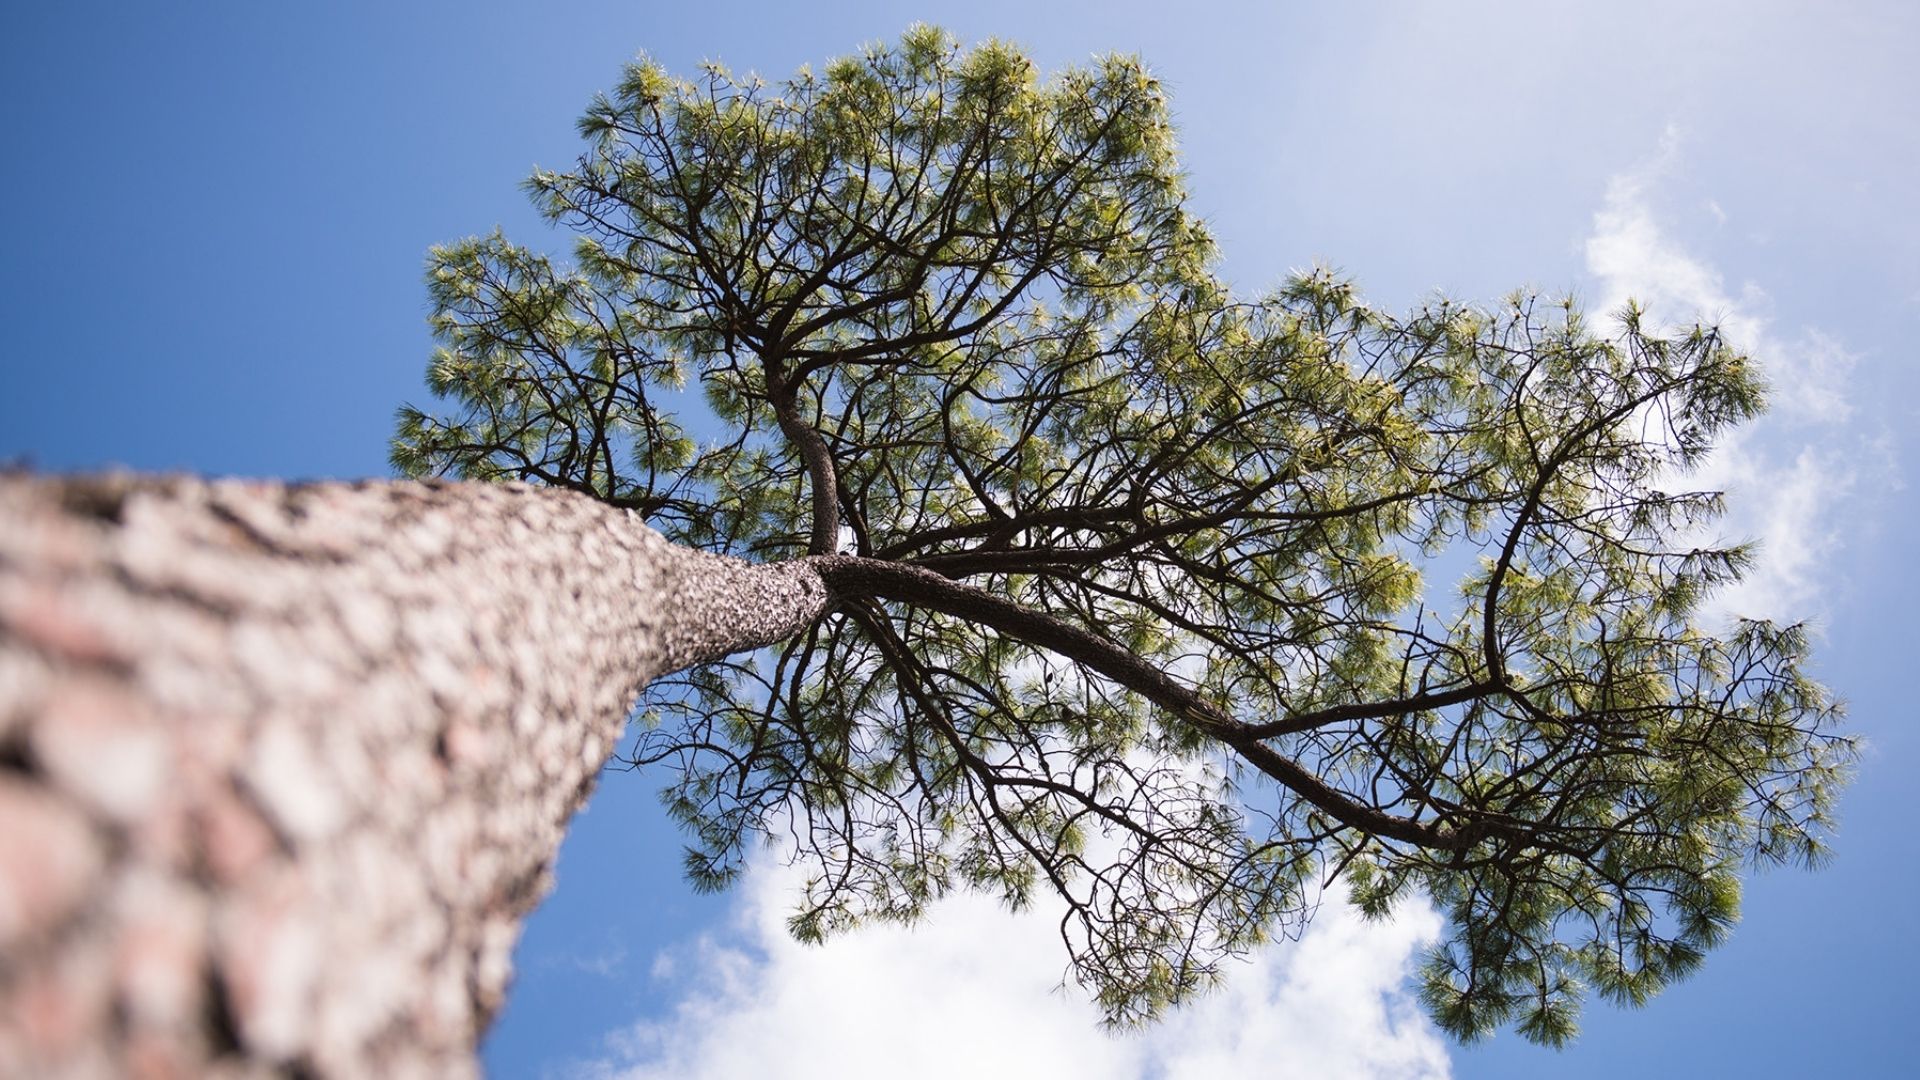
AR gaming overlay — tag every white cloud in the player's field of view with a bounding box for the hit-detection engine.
[564,859,1449,1080]
[1583,129,1884,623]
[1586,126,1853,428]
[1143,895,1450,1080]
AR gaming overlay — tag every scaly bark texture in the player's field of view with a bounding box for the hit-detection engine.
[0,474,828,1078]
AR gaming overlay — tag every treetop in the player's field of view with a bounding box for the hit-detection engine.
[394,27,1850,1046]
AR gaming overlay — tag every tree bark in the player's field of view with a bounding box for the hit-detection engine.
[0,474,829,1078]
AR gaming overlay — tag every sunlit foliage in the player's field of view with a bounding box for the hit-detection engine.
[396,27,1850,1043]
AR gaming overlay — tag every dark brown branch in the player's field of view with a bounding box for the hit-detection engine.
[764,356,841,556]
[812,555,1471,851]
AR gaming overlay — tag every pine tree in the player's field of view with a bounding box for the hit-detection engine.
[394,25,1850,1043]
[0,26,1849,1075]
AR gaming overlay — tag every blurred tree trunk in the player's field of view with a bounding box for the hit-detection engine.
[0,475,827,1078]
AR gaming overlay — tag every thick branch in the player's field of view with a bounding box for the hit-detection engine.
[764,356,841,555]
[813,555,1467,851]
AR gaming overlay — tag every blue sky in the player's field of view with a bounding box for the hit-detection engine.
[5,2,1916,1076]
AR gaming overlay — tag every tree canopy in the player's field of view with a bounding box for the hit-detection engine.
[392,26,1851,1046]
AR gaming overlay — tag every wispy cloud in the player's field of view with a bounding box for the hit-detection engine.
[530,931,631,983]
[1583,126,1887,623]
[565,859,1449,1080]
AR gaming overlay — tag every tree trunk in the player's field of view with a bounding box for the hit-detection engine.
[0,474,829,1078]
